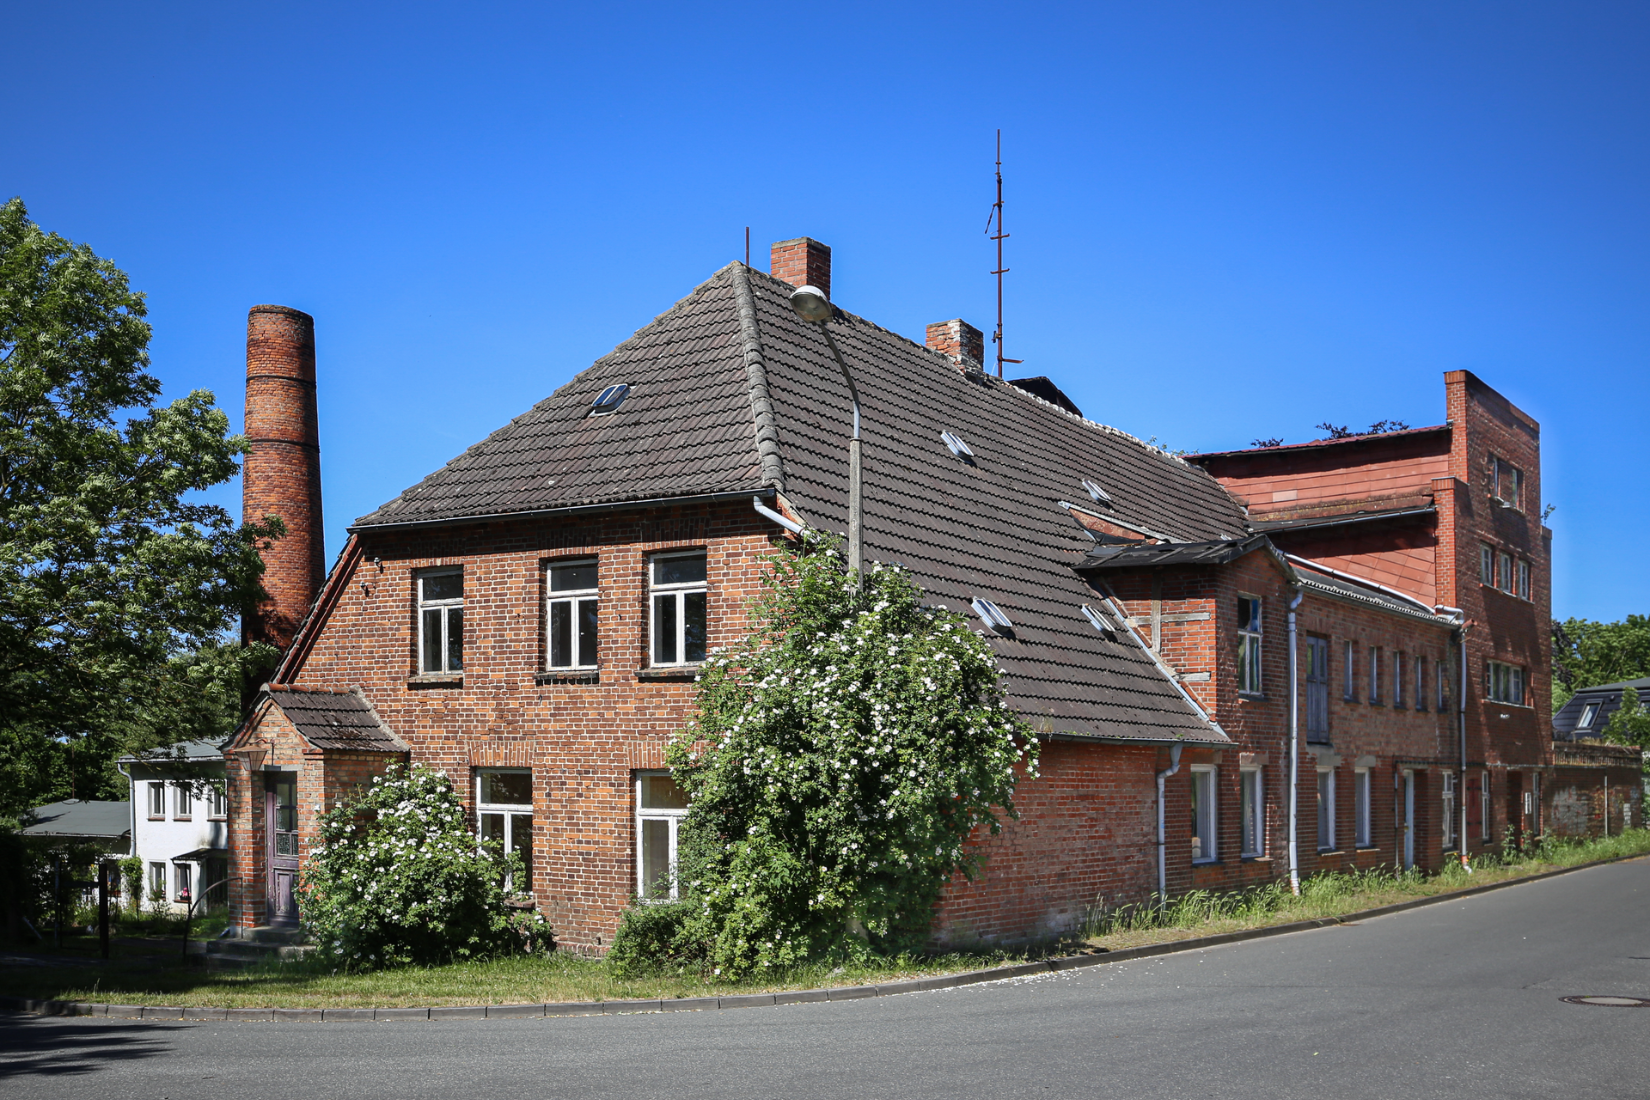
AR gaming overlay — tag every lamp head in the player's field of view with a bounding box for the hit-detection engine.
[788,285,832,325]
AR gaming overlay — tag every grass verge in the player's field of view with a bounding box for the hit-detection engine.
[5,830,1646,1009]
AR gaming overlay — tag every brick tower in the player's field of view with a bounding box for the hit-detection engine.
[242,305,324,653]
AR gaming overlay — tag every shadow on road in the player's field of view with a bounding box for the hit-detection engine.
[0,1014,179,1079]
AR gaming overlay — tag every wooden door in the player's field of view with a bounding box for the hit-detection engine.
[266,773,300,925]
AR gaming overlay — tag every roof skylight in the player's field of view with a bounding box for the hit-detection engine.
[971,597,1013,633]
[590,383,631,415]
[941,431,975,459]
[1082,479,1113,505]
[1081,604,1116,639]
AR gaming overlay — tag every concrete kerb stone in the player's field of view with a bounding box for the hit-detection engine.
[4,854,1639,1026]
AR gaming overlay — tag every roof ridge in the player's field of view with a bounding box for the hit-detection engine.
[731,264,786,490]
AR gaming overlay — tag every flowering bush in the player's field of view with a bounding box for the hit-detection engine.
[299,763,546,969]
[617,537,1037,977]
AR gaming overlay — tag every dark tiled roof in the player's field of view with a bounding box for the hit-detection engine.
[118,738,227,765]
[352,268,766,528]
[354,264,1255,744]
[1553,677,1650,741]
[22,800,130,840]
[267,688,408,753]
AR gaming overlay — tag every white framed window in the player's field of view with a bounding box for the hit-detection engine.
[148,861,166,900]
[1343,640,1356,702]
[1517,560,1531,600]
[1480,543,1494,585]
[1316,768,1337,852]
[1497,552,1514,594]
[1369,647,1382,705]
[1240,767,1264,858]
[1393,652,1406,710]
[1354,768,1372,848]
[174,862,192,903]
[1487,661,1525,706]
[147,781,165,820]
[1492,456,1522,510]
[1190,766,1218,862]
[417,569,464,674]
[1481,770,1492,841]
[174,783,193,821]
[636,771,689,899]
[546,559,599,670]
[1441,772,1457,850]
[1578,702,1600,730]
[650,553,707,666]
[1237,597,1263,695]
[209,782,228,820]
[476,770,534,893]
[1438,658,1449,712]
[1414,656,1427,712]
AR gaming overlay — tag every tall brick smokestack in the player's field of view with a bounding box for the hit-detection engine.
[242,305,324,653]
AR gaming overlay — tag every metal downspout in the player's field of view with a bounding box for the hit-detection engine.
[1157,743,1183,908]
[1287,589,1304,896]
[1437,606,1467,865]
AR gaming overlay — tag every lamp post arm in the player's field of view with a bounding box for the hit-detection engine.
[816,322,863,589]
[819,324,861,440]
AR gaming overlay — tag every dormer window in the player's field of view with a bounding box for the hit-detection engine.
[590,383,631,416]
[1578,702,1599,729]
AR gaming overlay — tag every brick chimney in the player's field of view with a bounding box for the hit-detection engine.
[242,305,325,653]
[771,237,831,300]
[926,319,985,371]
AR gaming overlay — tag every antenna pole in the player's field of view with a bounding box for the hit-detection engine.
[988,129,1022,379]
[745,226,750,268]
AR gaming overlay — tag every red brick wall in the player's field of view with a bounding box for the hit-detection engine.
[243,305,325,652]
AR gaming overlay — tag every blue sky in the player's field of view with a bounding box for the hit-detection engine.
[8,1,1647,621]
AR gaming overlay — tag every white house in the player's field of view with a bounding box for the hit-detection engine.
[117,740,230,915]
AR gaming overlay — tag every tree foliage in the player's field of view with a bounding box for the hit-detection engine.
[612,538,1038,978]
[300,763,546,969]
[1552,615,1650,709]
[1602,686,1650,753]
[0,197,278,817]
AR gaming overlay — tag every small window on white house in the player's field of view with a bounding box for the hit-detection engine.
[1487,661,1525,706]
[149,861,166,901]
[1343,640,1356,702]
[1578,702,1600,729]
[1354,768,1372,849]
[174,783,193,820]
[1240,767,1264,858]
[636,772,690,900]
[147,782,165,820]
[477,770,533,893]
[1190,766,1217,863]
[1316,768,1337,852]
[1414,656,1427,712]
[650,553,707,666]
[209,782,228,820]
[174,862,192,904]
[1393,653,1406,710]
[1237,597,1263,695]
[1441,772,1457,851]
[418,569,464,674]
[547,560,599,670]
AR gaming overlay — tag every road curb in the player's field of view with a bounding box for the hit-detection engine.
[2,852,1638,1024]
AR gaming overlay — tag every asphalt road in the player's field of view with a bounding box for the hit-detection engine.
[5,858,1649,1100]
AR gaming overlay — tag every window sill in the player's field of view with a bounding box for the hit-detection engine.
[1240,854,1270,863]
[536,670,599,685]
[1305,737,1334,747]
[1237,692,1266,702]
[1191,858,1221,867]
[1317,848,1342,855]
[407,673,463,688]
[638,664,701,682]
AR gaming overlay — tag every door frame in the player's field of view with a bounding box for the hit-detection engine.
[264,771,300,927]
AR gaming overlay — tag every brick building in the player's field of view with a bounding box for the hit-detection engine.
[224,239,1616,949]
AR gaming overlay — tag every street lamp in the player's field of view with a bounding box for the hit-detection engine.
[788,285,862,590]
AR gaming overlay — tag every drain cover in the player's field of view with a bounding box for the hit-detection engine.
[1561,996,1650,1007]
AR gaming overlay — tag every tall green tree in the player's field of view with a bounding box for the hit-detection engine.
[0,197,278,818]
[1552,615,1650,709]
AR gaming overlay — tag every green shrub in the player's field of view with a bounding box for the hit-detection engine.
[299,763,548,970]
[607,899,700,976]
[656,536,1038,978]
